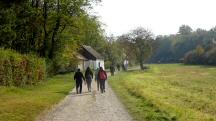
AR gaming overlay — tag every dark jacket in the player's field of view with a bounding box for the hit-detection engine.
[74,72,85,82]
[85,69,93,80]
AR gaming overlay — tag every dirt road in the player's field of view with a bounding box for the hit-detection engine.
[37,79,133,121]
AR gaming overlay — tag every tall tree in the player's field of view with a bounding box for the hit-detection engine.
[116,34,136,64]
[130,27,155,69]
[178,25,193,35]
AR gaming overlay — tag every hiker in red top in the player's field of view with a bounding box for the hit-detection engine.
[98,67,107,93]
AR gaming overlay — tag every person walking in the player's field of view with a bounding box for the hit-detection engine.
[110,64,115,76]
[74,69,85,94]
[85,67,93,92]
[95,68,100,91]
[117,64,121,71]
[98,67,107,93]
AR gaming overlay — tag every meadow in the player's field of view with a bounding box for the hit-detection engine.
[109,64,216,121]
[0,73,74,121]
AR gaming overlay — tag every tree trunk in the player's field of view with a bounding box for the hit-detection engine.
[35,0,39,8]
[31,0,39,8]
[31,0,34,6]
[49,0,60,59]
[40,0,48,57]
[139,51,144,70]
[49,18,60,59]
[140,58,144,70]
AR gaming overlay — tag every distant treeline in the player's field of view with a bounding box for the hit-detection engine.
[150,25,216,65]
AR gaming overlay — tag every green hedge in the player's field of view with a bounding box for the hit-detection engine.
[0,49,46,86]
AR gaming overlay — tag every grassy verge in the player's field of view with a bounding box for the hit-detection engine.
[0,73,74,121]
[109,73,176,121]
[109,64,216,121]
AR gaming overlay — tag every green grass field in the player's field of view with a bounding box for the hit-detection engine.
[109,64,216,121]
[0,73,74,121]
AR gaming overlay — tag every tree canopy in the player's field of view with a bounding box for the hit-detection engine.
[0,0,106,74]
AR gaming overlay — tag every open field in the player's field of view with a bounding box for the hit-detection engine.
[109,64,216,121]
[0,73,74,121]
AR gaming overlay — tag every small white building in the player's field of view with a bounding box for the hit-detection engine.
[77,45,104,71]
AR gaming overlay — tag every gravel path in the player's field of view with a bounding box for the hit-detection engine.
[37,79,133,121]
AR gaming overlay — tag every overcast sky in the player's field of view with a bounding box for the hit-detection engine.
[93,0,216,36]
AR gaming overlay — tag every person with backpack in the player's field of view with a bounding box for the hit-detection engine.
[98,67,107,93]
[85,67,93,92]
[74,68,85,94]
[95,68,100,91]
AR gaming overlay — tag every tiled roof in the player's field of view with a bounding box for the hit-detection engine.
[82,45,104,59]
[76,53,88,60]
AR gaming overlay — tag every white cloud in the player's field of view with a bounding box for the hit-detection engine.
[93,0,216,36]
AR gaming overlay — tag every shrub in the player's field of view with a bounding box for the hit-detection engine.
[105,61,112,69]
[206,48,216,65]
[184,50,197,64]
[0,48,46,86]
[184,49,216,65]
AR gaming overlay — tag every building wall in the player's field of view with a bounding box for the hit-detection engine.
[94,59,105,70]
[80,59,104,71]
[84,60,92,70]
[77,60,85,71]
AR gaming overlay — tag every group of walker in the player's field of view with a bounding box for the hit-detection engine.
[74,67,107,94]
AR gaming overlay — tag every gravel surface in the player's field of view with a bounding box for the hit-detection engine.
[37,79,133,121]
